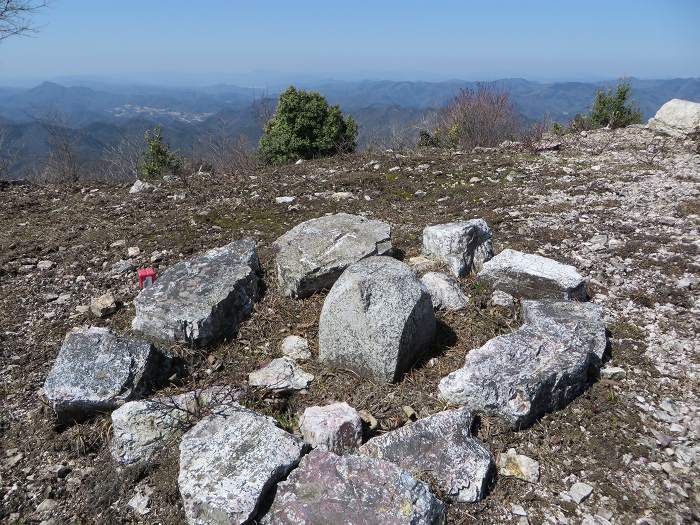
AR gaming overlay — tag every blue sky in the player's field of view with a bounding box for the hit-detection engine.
[0,0,698,85]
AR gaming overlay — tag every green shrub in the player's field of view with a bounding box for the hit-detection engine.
[138,127,182,179]
[588,82,642,129]
[258,86,357,165]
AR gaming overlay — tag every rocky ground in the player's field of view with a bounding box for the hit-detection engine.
[1,125,698,524]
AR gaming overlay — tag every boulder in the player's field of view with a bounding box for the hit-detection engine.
[43,327,169,424]
[359,407,494,502]
[248,357,314,393]
[420,272,469,310]
[647,99,700,138]
[438,300,606,429]
[263,449,446,525]
[319,256,436,383]
[110,386,243,465]
[273,213,392,298]
[178,409,305,525]
[280,335,311,361]
[132,239,260,347]
[477,249,588,300]
[299,402,363,454]
[421,219,493,277]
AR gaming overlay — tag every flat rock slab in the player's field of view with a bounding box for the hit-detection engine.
[319,256,436,383]
[248,357,314,393]
[178,409,305,525]
[273,213,392,298]
[438,300,606,429]
[420,271,469,310]
[477,249,588,300]
[359,407,494,502]
[111,386,243,465]
[300,402,363,454]
[44,327,169,424]
[422,219,493,277]
[263,449,446,525]
[132,239,260,347]
[648,98,700,138]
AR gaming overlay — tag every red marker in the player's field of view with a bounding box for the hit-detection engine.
[138,267,157,289]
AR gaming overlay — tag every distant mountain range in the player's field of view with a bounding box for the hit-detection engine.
[1,77,699,180]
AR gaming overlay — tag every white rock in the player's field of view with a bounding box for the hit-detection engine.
[422,219,493,277]
[280,335,311,361]
[601,366,626,380]
[129,180,155,194]
[420,272,469,310]
[497,448,540,482]
[127,246,141,258]
[569,482,594,504]
[37,260,55,270]
[248,357,314,393]
[331,191,354,201]
[90,292,117,318]
[275,196,296,204]
[299,402,363,454]
[647,98,700,138]
[490,290,515,309]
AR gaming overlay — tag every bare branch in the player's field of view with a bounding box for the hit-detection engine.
[0,0,47,41]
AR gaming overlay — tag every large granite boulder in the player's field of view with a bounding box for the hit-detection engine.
[319,256,436,383]
[647,99,700,138]
[263,449,446,525]
[178,409,305,525]
[273,213,392,298]
[422,219,493,277]
[477,249,588,300]
[420,272,469,311]
[110,386,243,465]
[359,407,494,502]
[44,327,169,424]
[438,300,606,429]
[300,402,363,454]
[132,239,260,347]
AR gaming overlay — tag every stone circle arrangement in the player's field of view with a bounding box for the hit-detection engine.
[43,212,607,524]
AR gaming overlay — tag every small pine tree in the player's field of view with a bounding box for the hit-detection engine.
[138,127,181,179]
[258,86,358,165]
[589,82,642,129]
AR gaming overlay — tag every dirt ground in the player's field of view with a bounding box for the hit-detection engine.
[1,126,698,524]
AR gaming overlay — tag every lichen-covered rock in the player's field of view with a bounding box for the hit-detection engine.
[477,249,588,300]
[248,357,314,393]
[300,402,363,454]
[319,256,436,383]
[43,327,169,424]
[359,407,494,502]
[263,449,446,525]
[648,98,700,138]
[438,300,606,429]
[420,272,469,310]
[178,409,305,525]
[273,213,392,298]
[132,239,260,347]
[110,386,243,465]
[280,335,311,361]
[422,219,493,277]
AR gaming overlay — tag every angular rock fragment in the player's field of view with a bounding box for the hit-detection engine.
[248,357,314,393]
[263,449,446,525]
[129,179,155,193]
[273,213,392,298]
[300,402,363,454]
[420,271,469,310]
[647,98,700,138]
[359,407,494,502]
[132,239,260,347]
[178,409,305,525]
[490,290,515,309]
[319,256,436,383]
[422,219,493,277]
[280,335,311,361]
[90,292,117,318]
[44,327,169,424]
[497,448,540,482]
[477,249,588,300]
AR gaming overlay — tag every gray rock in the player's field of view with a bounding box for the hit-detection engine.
[132,239,259,347]
[111,259,136,275]
[647,98,700,138]
[129,179,155,194]
[263,449,446,525]
[300,402,363,454]
[273,213,392,298]
[490,290,515,309]
[90,292,117,318]
[477,249,588,300]
[280,335,311,361]
[178,409,305,525]
[497,448,540,482]
[600,366,626,380]
[319,256,436,383]
[420,272,469,310]
[359,407,494,502]
[422,219,493,277]
[44,327,169,424]
[248,357,314,393]
[438,300,606,429]
[110,386,243,465]
[569,482,594,504]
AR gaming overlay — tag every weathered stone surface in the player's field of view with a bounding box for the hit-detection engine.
[319,256,436,383]
[497,448,540,482]
[263,449,446,525]
[647,98,700,138]
[110,386,243,465]
[300,402,363,454]
[273,213,392,298]
[438,300,606,429]
[359,407,494,502]
[280,335,311,361]
[422,219,493,277]
[44,327,168,424]
[420,272,469,310]
[248,357,314,393]
[129,179,155,193]
[90,292,117,318]
[178,409,305,525]
[132,239,260,347]
[490,290,515,309]
[477,249,588,300]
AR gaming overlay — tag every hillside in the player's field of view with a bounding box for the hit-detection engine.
[1,125,698,523]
